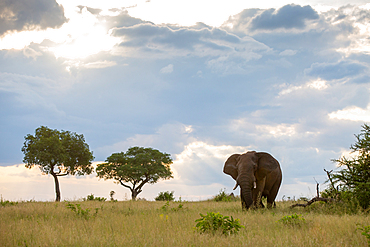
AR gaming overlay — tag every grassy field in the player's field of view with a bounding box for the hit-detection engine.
[1,199,369,246]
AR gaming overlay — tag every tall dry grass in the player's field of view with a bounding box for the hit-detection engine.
[0,200,368,246]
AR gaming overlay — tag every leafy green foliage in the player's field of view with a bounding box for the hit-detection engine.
[21,126,94,201]
[83,194,107,202]
[0,197,17,207]
[194,212,244,235]
[159,201,185,212]
[357,224,370,245]
[330,124,370,209]
[96,147,173,200]
[213,188,237,202]
[109,191,117,202]
[278,213,306,226]
[66,202,100,220]
[155,191,175,201]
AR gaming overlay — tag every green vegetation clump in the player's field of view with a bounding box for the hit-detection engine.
[213,188,237,202]
[194,212,244,235]
[328,124,370,209]
[83,194,107,202]
[357,224,370,245]
[66,202,100,220]
[159,201,185,212]
[0,197,18,207]
[277,213,306,227]
[155,191,175,201]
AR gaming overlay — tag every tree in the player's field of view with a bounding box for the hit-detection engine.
[96,147,173,200]
[22,126,94,202]
[330,123,370,209]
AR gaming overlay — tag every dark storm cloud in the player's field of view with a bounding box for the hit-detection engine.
[250,4,319,30]
[0,0,67,36]
[305,61,368,81]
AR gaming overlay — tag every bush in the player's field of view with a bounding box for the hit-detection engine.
[66,202,100,220]
[357,224,370,245]
[155,191,175,201]
[194,212,244,235]
[213,188,237,202]
[0,198,17,207]
[83,194,107,202]
[278,213,306,227]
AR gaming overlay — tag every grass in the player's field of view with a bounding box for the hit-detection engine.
[0,199,369,246]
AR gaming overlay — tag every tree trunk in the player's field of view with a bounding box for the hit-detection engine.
[52,174,61,202]
[131,190,138,201]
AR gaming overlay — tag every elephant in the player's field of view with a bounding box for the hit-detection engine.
[223,151,282,210]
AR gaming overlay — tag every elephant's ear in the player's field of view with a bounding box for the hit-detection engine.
[223,154,240,180]
[255,152,280,172]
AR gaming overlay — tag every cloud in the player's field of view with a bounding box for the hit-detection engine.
[305,61,368,81]
[329,104,370,122]
[160,64,174,74]
[22,47,42,59]
[112,23,268,58]
[279,49,297,56]
[172,141,249,185]
[278,79,328,96]
[0,0,67,36]
[250,4,319,30]
[81,60,117,69]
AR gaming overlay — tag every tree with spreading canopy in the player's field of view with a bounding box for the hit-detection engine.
[96,146,173,200]
[328,123,370,209]
[21,126,94,202]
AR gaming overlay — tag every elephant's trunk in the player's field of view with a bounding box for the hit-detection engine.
[238,176,254,209]
[240,186,253,209]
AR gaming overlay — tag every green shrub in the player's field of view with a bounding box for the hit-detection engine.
[159,201,186,212]
[83,194,107,202]
[155,191,175,201]
[0,197,18,207]
[66,202,100,220]
[213,188,237,202]
[278,213,306,227]
[357,224,370,245]
[194,212,244,235]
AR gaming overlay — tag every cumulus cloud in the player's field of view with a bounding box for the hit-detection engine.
[222,4,319,33]
[250,4,319,30]
[160,64,174,74]
[112,23,268,58]
[329,104,370,122]
[305,61,368,81]
[0,0,67,36]
[2,3,370,201]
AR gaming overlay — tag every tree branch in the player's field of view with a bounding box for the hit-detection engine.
[290,197,335,208]
[119,180,133,191]
[56,173,68,177]
[290,176,335,208]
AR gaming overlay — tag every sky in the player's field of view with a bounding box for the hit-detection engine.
[1,0,370,202]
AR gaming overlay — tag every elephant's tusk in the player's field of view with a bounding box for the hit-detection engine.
[233,182,239,190]
[254,181,257,189]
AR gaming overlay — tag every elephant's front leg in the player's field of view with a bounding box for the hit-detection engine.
[252,177,266,208]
